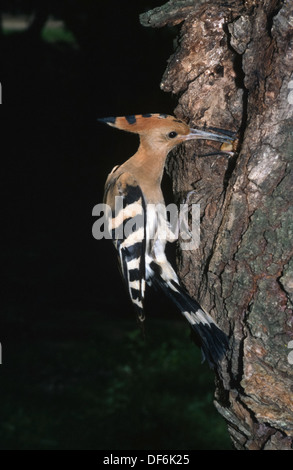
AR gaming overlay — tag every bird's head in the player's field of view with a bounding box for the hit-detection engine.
[98,114,234,154]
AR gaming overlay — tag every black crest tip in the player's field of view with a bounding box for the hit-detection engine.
[97,116,116,125]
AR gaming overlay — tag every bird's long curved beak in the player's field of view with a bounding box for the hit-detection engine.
[185,128,234,143]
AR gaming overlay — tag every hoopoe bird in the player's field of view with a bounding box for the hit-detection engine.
[99,114,233,368]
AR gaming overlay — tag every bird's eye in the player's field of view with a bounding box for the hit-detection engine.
[168,131,178,139]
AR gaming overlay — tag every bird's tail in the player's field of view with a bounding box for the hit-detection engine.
[151,274,229,369]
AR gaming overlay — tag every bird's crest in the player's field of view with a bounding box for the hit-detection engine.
[97,114,186,134]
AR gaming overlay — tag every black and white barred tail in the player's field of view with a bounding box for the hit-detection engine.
[149,264,229,368]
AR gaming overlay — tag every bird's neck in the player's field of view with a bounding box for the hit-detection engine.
[129,140,169,185]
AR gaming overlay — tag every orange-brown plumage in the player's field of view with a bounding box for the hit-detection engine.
[101,114,233,202]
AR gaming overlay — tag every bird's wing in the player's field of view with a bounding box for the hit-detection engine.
[104,170,147,321]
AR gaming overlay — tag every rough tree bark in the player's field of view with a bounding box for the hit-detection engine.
[141,0,293,450]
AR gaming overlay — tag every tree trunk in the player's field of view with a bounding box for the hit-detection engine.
[141,0,293,450]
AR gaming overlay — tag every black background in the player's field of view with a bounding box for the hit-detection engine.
[1,0,176,328]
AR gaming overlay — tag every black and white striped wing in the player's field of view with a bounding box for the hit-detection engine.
[105,172,147,321]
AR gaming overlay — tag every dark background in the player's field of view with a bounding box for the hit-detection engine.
[0,0,231,450]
